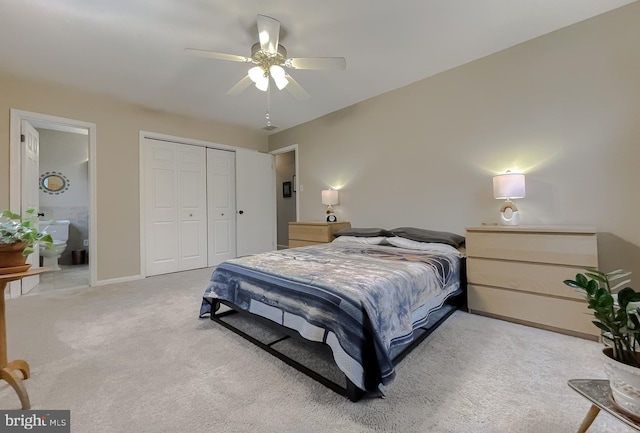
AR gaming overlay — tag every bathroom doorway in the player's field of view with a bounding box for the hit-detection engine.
[271,144,299,249]
[33,126,89,293]
[9,109,97,297]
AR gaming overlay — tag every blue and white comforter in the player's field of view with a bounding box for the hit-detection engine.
[200,242,462,392]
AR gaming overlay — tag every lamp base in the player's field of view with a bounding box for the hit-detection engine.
[324,204,337,222]
[499,199,521,226]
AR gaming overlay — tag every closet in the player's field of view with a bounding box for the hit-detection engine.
[141,136,275,277]
[142,139,207,275]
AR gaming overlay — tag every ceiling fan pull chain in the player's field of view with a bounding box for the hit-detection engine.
[265,87,272,127]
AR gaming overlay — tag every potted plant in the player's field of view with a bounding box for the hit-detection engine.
[0,208,54,271]
[564,268,640,416]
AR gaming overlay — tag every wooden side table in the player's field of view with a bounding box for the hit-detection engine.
[568,379,640,432]
[0,267,49,409]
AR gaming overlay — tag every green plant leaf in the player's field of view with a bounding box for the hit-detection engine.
[618,287,637,309]
[586,272,606,283]
[586,279,599,296]
[564,279,579,288]
[576,274,588,287]
[611,279,633,292]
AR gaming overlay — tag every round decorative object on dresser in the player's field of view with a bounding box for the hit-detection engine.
[326,213,337,222]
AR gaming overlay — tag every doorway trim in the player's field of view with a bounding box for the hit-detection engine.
[270,144,299,223]
[9,109,97,297]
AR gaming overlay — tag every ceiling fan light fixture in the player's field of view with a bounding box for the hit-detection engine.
[187,14,345,103]
[270,65,289,90]
[248,65,269,91]
[255,76,269,91]
[248,66,265,83]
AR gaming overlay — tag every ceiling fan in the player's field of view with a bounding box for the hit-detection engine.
[186,14,346,101]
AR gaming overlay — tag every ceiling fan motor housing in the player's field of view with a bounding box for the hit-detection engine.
[251,43,287,76]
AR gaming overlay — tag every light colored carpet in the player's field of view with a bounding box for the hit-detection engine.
[0,267,635,433]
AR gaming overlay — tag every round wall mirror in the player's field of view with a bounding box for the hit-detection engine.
[40,171,70,195]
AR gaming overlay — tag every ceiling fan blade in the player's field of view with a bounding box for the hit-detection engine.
[286,57,346,70]
[185,48,251,63]
[227,75,253,96]
[284,74,310,101]
[257,14,280,54]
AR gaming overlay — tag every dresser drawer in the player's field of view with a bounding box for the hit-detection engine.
[288,221,351,247]
[288,239,323,248]
[465,231,597,266]
[467,284,598,338]
[467,257,586,300]
[289,224,333,243]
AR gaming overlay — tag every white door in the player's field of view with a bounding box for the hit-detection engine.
[143,138,207,276]
[21,120,40,294]
[207,149,236,266]
[236,148,276,256]
[177,144,208,270]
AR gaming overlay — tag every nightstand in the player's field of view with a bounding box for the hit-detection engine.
[288,221,351,248]
[465,225,599,339]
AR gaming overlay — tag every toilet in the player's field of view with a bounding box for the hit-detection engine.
[39,220,70,271]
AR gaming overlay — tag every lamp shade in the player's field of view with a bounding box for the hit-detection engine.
[321,189,339,206]
[493,172,525,199]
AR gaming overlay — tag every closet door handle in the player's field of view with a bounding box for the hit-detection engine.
[238,210,244,215]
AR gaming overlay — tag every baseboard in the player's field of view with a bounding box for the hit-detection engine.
[95,274,143,286]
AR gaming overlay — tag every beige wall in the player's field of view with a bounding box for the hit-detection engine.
[0,72,267,281]
[269,3,640,277]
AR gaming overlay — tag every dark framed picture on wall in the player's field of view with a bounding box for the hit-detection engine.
[283,181,292,198]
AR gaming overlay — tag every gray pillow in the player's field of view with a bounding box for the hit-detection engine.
[389,227,465,247]
[333,227,393,238]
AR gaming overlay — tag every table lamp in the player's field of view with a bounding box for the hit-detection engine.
[321,189,339,222]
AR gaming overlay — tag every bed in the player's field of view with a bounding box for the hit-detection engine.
[199,227,466,401]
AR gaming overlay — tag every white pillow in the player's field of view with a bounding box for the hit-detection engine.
[386,237,463,256]
[332,236,388,245]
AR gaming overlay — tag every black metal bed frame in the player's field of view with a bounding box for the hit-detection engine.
[208,290,466,402]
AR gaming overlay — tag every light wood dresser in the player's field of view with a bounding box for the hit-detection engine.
[465,225,599,340]
[288,221,351,248]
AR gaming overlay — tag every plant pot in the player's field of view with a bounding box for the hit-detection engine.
[602,347,640,417]
[0,242,28,267]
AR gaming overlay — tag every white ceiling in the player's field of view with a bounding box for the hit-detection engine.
[0,0,635,135]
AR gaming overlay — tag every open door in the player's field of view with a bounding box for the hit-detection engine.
[235,148,276,256]
[20,120,41,294]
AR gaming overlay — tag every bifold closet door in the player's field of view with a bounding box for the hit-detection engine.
[143,139,207,276]
[207,148,236,266]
